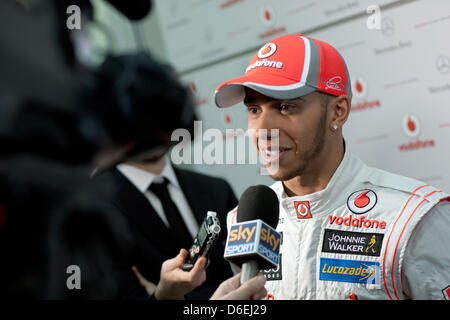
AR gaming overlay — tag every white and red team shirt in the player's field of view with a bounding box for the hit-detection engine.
[227,148,450,300]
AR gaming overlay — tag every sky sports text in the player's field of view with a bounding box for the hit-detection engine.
[228,223,257,244]
[225,221,281,267]
[258,244,279,265]
[170,121,280,175]
[228,222,280,252]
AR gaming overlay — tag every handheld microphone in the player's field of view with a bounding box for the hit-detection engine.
[224,185,280,285]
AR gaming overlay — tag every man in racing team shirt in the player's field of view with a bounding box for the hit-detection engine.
[214,33,450,300]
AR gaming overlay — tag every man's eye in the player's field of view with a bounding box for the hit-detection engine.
[247,106,259,114]
[280,104,293,112]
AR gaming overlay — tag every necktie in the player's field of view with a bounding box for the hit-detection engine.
[148,179,192,250]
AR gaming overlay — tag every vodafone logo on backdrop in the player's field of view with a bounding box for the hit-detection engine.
[258,5,286,39]
[351,76,368,99]
[260,6,276,27]
[350,75,381,112]
[402,114,420,138]
[189,82,197,93]
[188,81,208,107]
[398,114,436,152]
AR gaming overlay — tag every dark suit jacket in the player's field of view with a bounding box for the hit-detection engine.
[93,166,237,299]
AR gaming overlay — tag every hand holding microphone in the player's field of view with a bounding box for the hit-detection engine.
[133,251,267,300]
[224,185,281,286]
[210,272,267,300]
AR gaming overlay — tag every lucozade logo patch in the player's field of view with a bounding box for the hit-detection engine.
[319,258,380,284]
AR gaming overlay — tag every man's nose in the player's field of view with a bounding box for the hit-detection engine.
[254,109,275,131]
[252,111,279,142]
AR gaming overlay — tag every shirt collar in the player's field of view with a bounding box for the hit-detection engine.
[275,146,367,216]
[117,156,181,193]
[161,159,181,189]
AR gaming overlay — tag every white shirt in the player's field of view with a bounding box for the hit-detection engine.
[116,159,199,238]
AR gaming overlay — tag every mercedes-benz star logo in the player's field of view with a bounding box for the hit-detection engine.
[381,18,395,37]
[436,55,450,74]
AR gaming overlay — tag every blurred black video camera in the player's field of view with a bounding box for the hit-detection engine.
[0,0,196,299]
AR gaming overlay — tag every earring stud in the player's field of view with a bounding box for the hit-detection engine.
[332,124,338,131]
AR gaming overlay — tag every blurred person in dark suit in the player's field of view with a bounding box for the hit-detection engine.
[47,152,237,299]
[1,0,237,300]
[91,151,237,299]
[45,52,237,299]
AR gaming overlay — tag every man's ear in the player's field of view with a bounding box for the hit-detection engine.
[329,94,351,128]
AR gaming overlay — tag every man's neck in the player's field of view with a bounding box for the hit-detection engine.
[282,142,345,197]
[126,155,167,175]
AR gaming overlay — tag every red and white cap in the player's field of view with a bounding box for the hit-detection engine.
[214,33,352,108]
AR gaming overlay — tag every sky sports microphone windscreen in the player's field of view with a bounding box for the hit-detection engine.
[236,184,279,228]
[224,185,280,269]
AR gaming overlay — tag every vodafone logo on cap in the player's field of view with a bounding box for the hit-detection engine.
[347,190,377,214]
[258,43,277,59]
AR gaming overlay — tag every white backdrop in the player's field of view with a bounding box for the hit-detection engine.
[151,0,450,197]
[154,0,402,72]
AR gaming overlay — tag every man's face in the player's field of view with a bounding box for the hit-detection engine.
[244,88,328,181]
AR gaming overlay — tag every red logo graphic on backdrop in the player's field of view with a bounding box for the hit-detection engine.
[350,76,381,112]
[189,82,197,93]
[188,81,208,107]
[294,201,312,219]
[352,76,368,99]
[258,5,286,39]
[347,190,377,214]
[260,6,276,27]
[398,114,435,151]
[402,114,420,138]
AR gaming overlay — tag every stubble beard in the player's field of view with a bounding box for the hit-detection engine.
[269,109,327,182]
